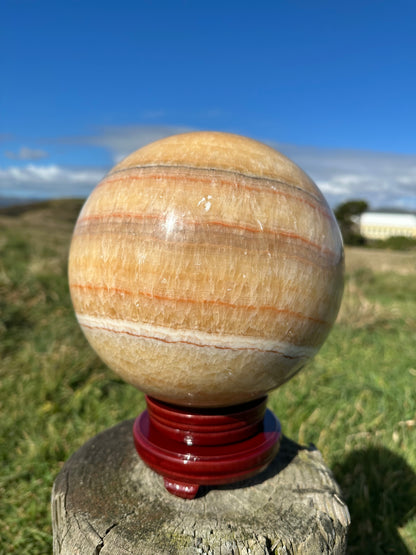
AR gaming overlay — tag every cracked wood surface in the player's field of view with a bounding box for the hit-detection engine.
[51,419,350,554]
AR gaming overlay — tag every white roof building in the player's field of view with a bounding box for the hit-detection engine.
[359,212,416,239]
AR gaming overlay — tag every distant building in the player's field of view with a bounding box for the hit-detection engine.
[358,211,416,240]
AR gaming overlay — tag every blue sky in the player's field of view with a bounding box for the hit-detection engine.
[1,0,416,209]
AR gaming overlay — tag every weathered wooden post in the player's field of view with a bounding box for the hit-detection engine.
[52,132,349,553]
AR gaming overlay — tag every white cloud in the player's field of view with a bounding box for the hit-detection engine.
[5,146,49,161]
[271,142,416,210]
[0,125,192,200]
[81,124,193,164]
[1,125,415,210]
[84,125,416,210]
[0,164,105,199]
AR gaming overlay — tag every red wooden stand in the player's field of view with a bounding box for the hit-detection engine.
[133,396,281,499]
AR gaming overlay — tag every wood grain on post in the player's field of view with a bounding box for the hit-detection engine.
[52,420,350,554]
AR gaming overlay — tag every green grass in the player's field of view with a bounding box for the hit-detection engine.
[1,200,415,554]
[269,270,416,553]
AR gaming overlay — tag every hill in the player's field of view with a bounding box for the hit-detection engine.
[0,197,85,220]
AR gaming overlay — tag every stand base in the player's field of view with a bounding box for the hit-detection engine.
[133,396,281,498]
[52,420,351,554]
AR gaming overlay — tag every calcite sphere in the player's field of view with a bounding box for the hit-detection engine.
[68,132,344,407]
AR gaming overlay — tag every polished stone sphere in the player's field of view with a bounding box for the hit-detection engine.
[68,132,344,407]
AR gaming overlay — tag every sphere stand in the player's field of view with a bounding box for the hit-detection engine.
[133,396,281,499]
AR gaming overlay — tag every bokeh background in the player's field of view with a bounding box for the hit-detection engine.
[1,1,415,553]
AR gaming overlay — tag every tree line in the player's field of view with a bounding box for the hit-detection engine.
[333,200,416,249]
[334,200,368,246]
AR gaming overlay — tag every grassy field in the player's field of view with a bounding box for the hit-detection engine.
[0,200,415,554]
